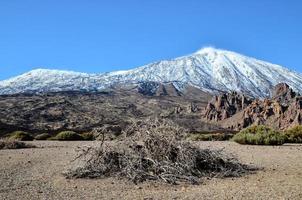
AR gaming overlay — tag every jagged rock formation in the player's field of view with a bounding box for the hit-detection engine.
[236,97,302,130]
[271,83,298,103]
[203,92,253,121]
[203,83,302,130]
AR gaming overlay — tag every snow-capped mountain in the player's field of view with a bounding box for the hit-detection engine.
[1,47,302,97]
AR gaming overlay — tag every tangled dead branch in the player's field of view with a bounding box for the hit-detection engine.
[64,118,251,184]
[0,139,35,150]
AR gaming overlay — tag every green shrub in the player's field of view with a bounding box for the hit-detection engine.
[52,131,84,141]
[9,131,34,141]
[232,125,286,145]
[81,132,95,141]
[284,125,302,143]
[35,133,52,140]
[188,132,233,141]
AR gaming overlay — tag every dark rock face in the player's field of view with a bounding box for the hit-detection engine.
[203,83,302,130]
[203,92,253,121]
[137,82,182,97]
[137,82,160,96]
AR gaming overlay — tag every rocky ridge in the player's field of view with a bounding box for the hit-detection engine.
[0,83,215,136]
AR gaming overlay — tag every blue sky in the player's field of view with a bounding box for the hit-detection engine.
[0,0,302,80]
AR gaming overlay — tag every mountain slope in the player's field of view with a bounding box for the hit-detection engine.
[1,47,302,97]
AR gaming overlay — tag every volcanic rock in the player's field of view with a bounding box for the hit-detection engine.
[203,92,253,121]
[203,83,302,130]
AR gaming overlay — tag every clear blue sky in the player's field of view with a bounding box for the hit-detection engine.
[0,0,302,80]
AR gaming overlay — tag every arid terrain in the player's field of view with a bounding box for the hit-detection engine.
[1,141,301,200]
[1,2,301,200]
[0,85,216,136]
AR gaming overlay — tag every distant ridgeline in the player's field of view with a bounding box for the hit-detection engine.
[0,47,302,97]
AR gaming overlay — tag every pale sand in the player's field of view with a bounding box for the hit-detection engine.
[0,141,301,200]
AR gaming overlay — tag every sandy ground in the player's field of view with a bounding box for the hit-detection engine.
[0,141,302,200]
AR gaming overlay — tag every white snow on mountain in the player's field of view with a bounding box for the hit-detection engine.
[0,47,302,97]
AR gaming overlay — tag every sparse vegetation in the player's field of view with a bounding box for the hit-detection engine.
[284,125,302,143]
[81,132,95,141]
[51,131,84,141]
[188,132,234,141]
[9,131,34,141]
[232,125,286,145]
[35,133,52,140]
[0,139,35,150]
[64,118,250,185]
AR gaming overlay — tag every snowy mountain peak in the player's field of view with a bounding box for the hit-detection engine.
[0,48,301,97]
[193,47,244,57]
[194,47,221,54]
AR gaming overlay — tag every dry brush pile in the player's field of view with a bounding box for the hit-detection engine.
[64,118,251,184]
[0,139,35,150]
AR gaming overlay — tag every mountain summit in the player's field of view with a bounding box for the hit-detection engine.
[1,47,301,97]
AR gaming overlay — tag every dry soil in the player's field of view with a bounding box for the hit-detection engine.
[0,141,301,200]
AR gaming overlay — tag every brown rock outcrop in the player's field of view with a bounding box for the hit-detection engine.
[203,91,253,121]
[271,83,297,103]
[203,83,302,130]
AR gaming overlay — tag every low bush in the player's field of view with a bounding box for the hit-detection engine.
[52,131,84,141]
[0,139,35,150]
[81,132,95,141]
[35,133,52,140]
[232,125,286,145]
[64,118,251,185]
[284,125,302,143]
[9,131,34,141]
